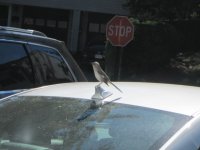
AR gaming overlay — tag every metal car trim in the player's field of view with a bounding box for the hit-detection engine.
[0,26,47,37]
[0,89,26,99]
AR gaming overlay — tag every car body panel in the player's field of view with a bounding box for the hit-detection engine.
[13,82,200,117]
[2,82,200,149]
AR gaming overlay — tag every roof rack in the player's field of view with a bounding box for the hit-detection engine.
[0,26,47,37]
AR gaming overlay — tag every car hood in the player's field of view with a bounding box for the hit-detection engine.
[7,82,200,117]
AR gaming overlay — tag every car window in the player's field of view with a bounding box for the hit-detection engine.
[0,42,34,90]
[28,44,74,85]
[0,96,191,150]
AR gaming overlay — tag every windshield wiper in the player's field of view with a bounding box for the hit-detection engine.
[0,140,52,150]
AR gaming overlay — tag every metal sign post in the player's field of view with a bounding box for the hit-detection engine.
[106,16,134,80]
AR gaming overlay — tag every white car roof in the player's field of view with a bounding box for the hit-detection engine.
[15,82,200,117]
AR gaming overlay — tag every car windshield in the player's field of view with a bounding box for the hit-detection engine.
[0,96,191,150]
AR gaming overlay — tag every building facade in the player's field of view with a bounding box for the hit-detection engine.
[0,0,129,53]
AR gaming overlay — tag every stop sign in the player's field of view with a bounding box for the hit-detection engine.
[106,16,134,47]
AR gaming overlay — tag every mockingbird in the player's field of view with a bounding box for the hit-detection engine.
[91,62,123,93]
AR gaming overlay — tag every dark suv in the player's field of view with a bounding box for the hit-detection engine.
[0,26,87,98]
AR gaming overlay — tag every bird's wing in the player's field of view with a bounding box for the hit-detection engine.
[97,69,110,84]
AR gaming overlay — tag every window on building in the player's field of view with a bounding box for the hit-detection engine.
[58,21,67,29]
[22,6,69,42]
[35,18,45,26]
[47,20,56,28]
[100,24,106,33]
[24,17,34,25]
[89,23,99,32]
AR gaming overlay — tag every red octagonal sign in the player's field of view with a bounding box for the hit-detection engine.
[106,16,134,47]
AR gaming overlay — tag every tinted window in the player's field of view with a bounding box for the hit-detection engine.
[0,96,191,150]
[0,42,34,90]
[28,44,74,85]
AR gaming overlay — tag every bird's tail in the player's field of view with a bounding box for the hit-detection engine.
[110,82,123,93]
